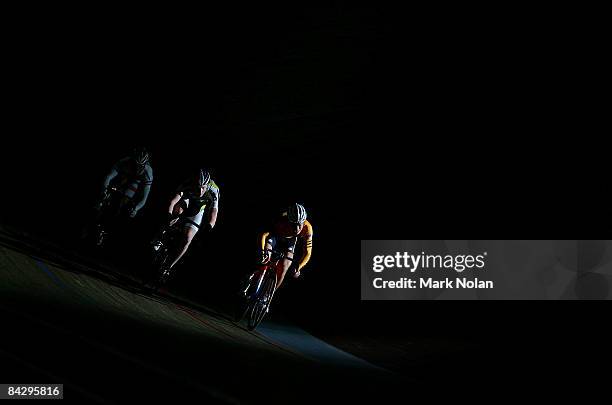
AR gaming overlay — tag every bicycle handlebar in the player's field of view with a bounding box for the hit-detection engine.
[258,250,286,268]
[103,186,121,197]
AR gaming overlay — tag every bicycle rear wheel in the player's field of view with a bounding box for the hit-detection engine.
[247,274,276,330]
[235,274,254,322]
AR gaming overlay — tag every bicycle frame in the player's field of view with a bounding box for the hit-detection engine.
[151,217,192,285]
[98,188,131,223]
[237,251,288,330]
[249,252,285,298]
[92,187,131,247]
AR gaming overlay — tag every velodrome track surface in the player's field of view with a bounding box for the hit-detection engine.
[0,226,407,404]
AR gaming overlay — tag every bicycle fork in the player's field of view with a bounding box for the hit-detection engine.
[251,270,265,298]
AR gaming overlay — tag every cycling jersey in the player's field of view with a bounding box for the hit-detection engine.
[175,179,220,219]
[260,213,313,271]
[103,157,153,212]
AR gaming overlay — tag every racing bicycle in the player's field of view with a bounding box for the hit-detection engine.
[90,187,131,248]
[236,251,288,330]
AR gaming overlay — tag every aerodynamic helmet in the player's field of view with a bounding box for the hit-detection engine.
[197,169,211,187]
[132,146,150,166]
[287,203,307,224]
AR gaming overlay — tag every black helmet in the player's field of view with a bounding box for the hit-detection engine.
[132,147,150,166]
[197,169,211,187]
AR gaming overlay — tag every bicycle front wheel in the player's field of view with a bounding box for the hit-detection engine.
[247,274,276,330]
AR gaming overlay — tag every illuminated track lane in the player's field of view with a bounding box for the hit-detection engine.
[0,227,404,404]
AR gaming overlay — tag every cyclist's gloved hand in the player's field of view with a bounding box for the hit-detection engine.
[289,262,301,279]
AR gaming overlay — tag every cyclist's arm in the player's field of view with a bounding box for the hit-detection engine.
[103,158,129,191]
[207,207,218,228]
[206,186,219,228]
[133,168,153,212]
[260,231,273,253]
[168,193,182,215]
[204,184,220,229]
[297,228,313,271]
[133,183,151,212]
[256,232,272,263]
[102,167,119,191]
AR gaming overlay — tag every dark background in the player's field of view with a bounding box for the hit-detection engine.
[1,4,372,330]
[1,3,610,393]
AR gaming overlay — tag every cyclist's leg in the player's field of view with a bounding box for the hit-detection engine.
[167,226,197,269]
[274,238,297,290]
[167,210,202,269]
[118,195,133,216]
[106,195,130,232]
[123,182,139,201]
[121,182,142,215]
[108,188,129,216]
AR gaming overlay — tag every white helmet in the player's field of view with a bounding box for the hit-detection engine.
[287,203,307,224]
[197,169,211,187]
